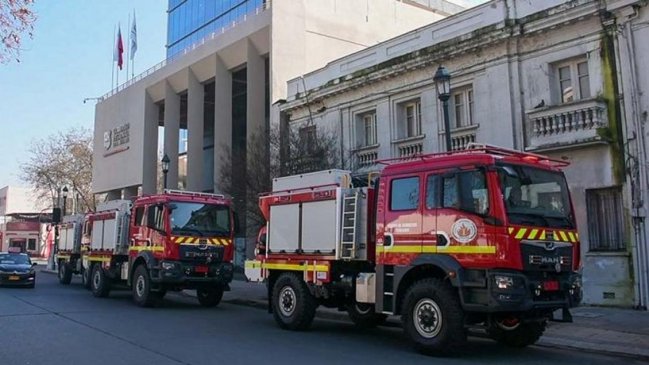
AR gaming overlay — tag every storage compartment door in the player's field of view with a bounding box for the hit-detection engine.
[103,219,117,251]
[301,200,337,253]
[269,204,300,253]
[91,221,104,250]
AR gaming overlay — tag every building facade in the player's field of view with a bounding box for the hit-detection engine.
[279,0,649,308]
[93,0,465,228]
[0,186,50,257]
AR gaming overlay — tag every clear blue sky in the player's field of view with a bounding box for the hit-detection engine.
[0,0,488,189]
[0,0,167,188]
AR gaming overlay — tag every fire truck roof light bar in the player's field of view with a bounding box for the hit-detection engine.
[376,143,568,167]
[163,189,226,199]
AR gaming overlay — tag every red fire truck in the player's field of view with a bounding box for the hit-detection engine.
[56,214,85,285]
[246,144,582,355]
[71,190,235,307]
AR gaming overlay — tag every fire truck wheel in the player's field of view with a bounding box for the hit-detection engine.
[91,264,111,298]
[272,272,317,331]
[196,286,224,307]
[402,278,466,356]
[488,320,546,348]
[132,265,159,307]
[58,262,72,285]
[347,303,387,328]
[81,267,92,290]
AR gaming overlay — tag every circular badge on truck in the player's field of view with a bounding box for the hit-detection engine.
[451,218,477,244]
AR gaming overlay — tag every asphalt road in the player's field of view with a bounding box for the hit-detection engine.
[0,268,646,365]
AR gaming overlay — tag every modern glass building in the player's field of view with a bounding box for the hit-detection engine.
[167,0,265,56]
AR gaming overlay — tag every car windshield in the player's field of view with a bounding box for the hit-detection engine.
[498,163,575,229]
[0,254,31,265]
[169,202,231,236]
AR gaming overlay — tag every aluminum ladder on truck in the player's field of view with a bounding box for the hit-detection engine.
[340,191,359,260]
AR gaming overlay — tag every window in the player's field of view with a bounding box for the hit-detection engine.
[401,100,421,138]
[441,170,489,216]
[362,113,377,146]
[134,207,145,227]
[557,59,590,103]
[587,187,625,251]
[299,125,316,153]
[452,87,474,129]
[28,239,36,251]
[390,177,420,211]
[426,174,439,209]
[146,205,165,232]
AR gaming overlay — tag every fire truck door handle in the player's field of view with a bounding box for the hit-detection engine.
[384,233,394,247]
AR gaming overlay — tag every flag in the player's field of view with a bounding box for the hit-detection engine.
[130,12,137,61]
[114,24,124,70]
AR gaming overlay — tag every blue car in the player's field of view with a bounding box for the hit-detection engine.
[0,250,37,288]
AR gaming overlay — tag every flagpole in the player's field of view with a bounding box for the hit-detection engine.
[111,24,116,90]
[126,13,130,81]
[131,9,136,79]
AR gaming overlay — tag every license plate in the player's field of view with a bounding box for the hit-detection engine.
[195,266,208,273]
[543,280,559,291]
[8,276,20,281]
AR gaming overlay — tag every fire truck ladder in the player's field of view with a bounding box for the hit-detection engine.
[340,192,359,260]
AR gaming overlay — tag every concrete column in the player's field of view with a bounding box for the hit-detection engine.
[106,189,121,201]
[213,55,232,193]
[122,186,139,199]
[164,81,180,189]
[187,69,204,192]
[142,92,159,194]
[246,39,266,145]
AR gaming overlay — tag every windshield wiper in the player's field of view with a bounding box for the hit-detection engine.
[173,228,204,236]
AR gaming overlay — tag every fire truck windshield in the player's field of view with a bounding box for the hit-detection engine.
[498,163,574,229]
[169,202,231,237]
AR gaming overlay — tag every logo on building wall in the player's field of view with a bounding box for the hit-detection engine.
[451,218,477,244]
[103,123,130,157]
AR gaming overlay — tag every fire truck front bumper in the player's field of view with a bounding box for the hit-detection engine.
[152,261,234,288]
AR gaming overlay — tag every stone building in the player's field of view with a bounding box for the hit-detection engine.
[279,0,649,307]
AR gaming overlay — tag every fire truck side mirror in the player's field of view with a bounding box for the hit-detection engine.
[233,211,241,235]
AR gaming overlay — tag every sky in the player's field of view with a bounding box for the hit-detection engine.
[0,0,488,189]
[0,1,167,188]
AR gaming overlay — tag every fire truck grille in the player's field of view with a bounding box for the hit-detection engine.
[179,245,224,263]
[520,241,573,272]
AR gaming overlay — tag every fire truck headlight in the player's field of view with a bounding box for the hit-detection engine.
[161,261,177,271]
[494,275,515,290]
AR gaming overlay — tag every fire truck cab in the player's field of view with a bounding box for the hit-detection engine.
[85,190,235,307]
[246,144,582,355]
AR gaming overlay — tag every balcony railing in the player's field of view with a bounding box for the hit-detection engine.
[450,125,477,151]
[355,147,379,167]
[526,98,608,151]
[394,136,424,158]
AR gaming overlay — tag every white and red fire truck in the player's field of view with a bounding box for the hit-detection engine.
[246,144,582,355]
[57,190,236,307]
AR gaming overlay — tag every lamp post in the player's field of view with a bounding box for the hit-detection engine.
[434,65,452,152]
[62,186,69,217]
[161,154,170,190]
[49,188,61,271]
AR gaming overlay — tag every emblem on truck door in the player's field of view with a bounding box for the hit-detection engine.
[451,219,477,244]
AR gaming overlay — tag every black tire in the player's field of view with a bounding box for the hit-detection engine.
[402,278,466,356]
[197,286,224,307]
[271,272,317,331]
[91,264,111,298]
[347,303,387,328]
[132,265,159,307]
[58,262,72,285]
[489,320,546,348]
[81,266,92,290]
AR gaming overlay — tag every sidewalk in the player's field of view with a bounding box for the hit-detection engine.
[39,266,649,360]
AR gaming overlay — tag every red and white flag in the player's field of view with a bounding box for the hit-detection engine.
[114,24,124,70]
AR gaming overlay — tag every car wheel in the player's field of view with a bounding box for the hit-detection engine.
[81,266,91,290]
[58,262,72,285]
[132,265,158,307]
[271,272,317,331]
[91,264,111,298]
[347,302,387,329]
[488,319,546,348]
[197,286,224,307]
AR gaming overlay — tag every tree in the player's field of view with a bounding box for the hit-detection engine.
[0,0,36,64]
[20,127,97,213]
[218,124,344,237]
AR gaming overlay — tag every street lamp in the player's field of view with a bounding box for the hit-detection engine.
[161,154,170,189]
[434,65,452,152]
[62,186,69,217]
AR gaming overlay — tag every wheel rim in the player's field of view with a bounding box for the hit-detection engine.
[278,286,297,317]
[93,269,101,288]
[496,316,521,331]
[135,275,146,298]
[355,303,372,315]
[413,298,443,339]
